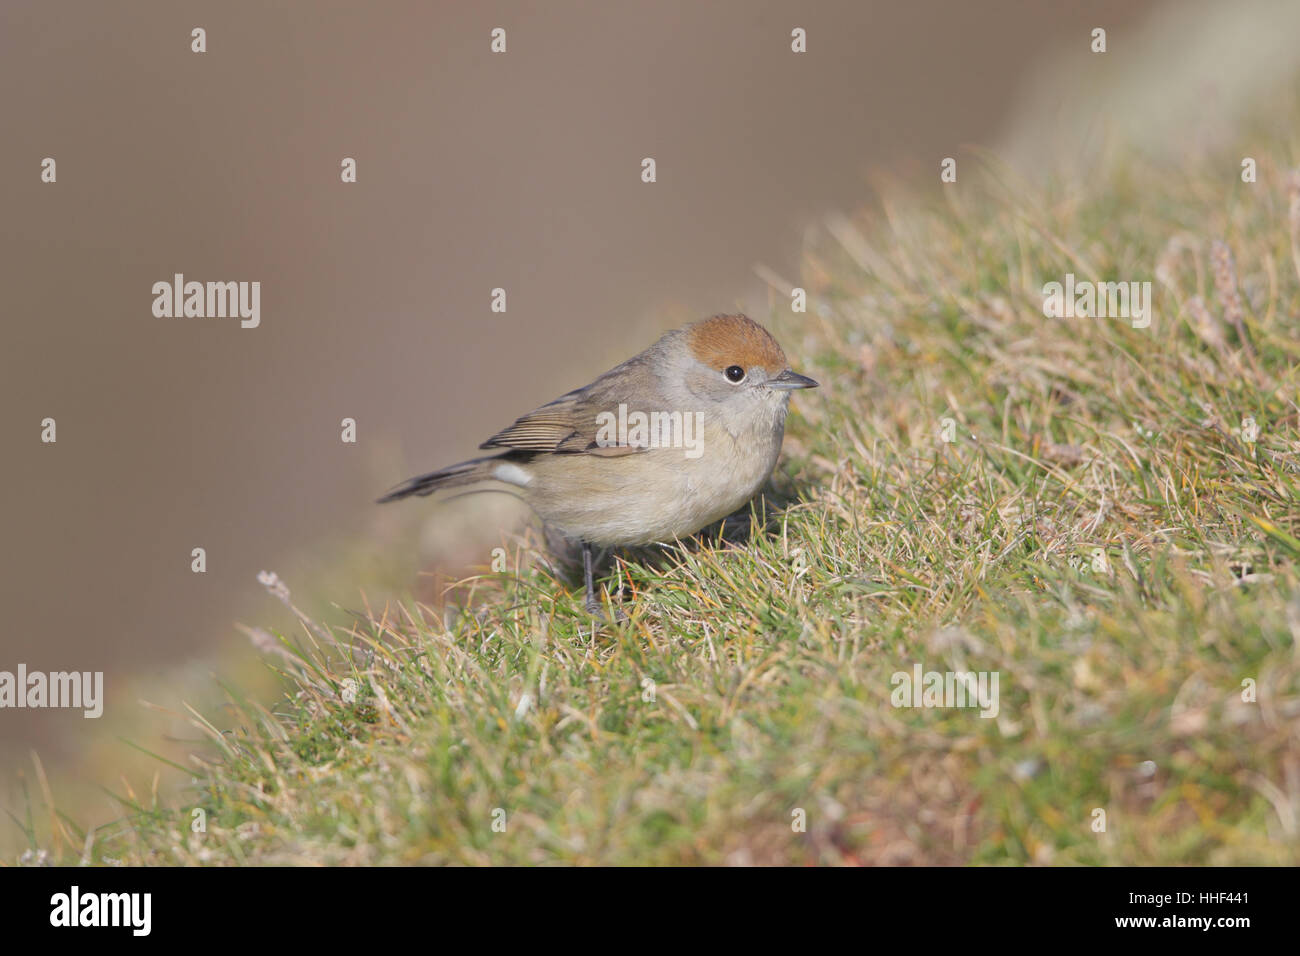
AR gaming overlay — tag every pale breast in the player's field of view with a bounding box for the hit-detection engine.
[523,413,786,546]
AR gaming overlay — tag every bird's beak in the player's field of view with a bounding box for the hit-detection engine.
[768,369,819,390]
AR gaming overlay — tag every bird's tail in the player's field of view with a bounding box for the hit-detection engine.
[376,455,505,503]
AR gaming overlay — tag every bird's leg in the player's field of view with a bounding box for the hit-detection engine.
[582,540,599,612]
[582,541,627,621]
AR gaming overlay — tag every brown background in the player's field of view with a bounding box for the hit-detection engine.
[0,0,1160,767]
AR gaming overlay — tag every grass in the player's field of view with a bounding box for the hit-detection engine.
[12,98,1300,868]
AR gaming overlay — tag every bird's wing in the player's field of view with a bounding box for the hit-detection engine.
[479,384,644,456]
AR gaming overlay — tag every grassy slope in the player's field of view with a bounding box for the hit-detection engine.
[20,95,1300,868]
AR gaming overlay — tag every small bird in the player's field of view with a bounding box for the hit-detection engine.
[379,313,817,615]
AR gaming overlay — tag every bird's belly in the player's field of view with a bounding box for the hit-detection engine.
[525,433,781,546]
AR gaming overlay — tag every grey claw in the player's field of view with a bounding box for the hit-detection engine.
[585,598,628,622]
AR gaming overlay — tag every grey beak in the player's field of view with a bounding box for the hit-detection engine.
[768,369,819,390]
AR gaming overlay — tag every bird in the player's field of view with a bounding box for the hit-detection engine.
[379,313,818,616]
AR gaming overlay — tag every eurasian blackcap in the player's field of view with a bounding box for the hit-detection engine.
[379,313,818,615]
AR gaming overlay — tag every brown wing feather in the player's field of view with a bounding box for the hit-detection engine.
[479,387,643,456]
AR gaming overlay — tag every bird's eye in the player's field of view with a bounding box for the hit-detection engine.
[724,365,746,383]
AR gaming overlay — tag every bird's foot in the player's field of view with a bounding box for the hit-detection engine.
[585,596,628,623]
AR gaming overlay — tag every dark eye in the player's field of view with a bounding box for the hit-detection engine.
[724,365,746,383]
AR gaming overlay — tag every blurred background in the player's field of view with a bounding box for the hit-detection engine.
[0,0,1234,818]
